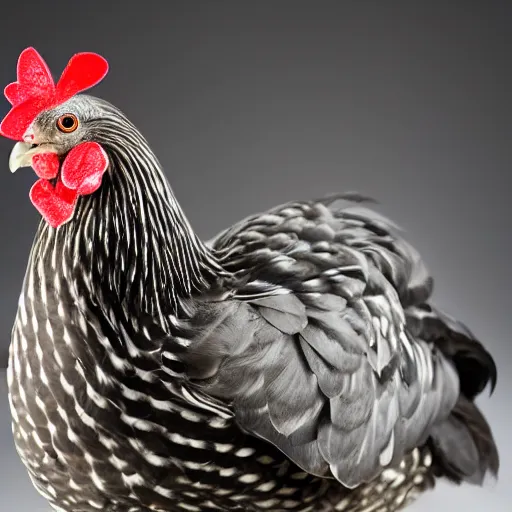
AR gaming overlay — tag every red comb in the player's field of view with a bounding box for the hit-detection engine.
[0,47,108,140]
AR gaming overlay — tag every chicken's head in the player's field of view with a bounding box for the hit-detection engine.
[0,47,110,228]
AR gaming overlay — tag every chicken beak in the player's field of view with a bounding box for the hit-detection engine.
[9,142,56,173]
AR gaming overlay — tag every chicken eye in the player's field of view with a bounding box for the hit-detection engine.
[56,114,79,133]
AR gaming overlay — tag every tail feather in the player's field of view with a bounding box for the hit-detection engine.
[428,396,499,485]
[405,302,499,485]
[406,303,497,399]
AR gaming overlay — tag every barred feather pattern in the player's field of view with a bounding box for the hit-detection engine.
[5,101,329,511]
[5,99,330,511]
[6,96,497,512]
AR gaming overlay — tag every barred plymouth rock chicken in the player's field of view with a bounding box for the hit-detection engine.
[3,48,499,512]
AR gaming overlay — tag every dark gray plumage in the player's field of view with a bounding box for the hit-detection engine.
[5,92,499,512]
[193,195,494,488]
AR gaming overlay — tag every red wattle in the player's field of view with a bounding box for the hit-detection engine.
[32,153,60,179]
[55,180,79,205]
[29,179,77,228]
[28,141,108,228]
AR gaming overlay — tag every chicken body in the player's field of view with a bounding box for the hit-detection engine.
[6,94,498,512]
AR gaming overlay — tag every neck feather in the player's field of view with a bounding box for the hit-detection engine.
[33,106,227,322]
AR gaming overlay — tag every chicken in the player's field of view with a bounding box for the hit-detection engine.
[2,47,499,512]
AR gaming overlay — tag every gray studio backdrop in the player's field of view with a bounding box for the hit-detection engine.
[0,1,510,510]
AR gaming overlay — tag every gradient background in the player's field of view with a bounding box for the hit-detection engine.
[0,1,510,510]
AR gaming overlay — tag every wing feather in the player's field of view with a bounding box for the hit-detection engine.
[179,195,462,487]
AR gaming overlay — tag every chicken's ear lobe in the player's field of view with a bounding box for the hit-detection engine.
[60,142,109,196]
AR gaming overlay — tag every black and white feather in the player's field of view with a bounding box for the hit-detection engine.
[184,195,473,488]
[7,95,499,512]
